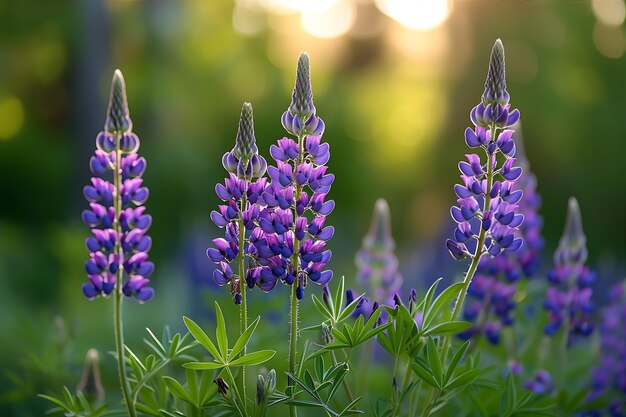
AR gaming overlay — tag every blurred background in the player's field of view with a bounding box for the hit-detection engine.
[0,0,624,415]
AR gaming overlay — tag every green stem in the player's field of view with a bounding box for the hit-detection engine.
[113,135,137,417]
[238,193,249,409]
[288,133,305,417]
[421,389,440,417]
[392,359,413,417]
[226,367,248,417]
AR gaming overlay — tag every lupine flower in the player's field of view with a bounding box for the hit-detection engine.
[542,198,595,342]
[525,370,554,395]
[446,39,524,262]
[81,70,154,302]
[347,199,403,321]
[459,128,544,344]
[249,52,333,300]
[208,103,269,303]
[583,281,626,417]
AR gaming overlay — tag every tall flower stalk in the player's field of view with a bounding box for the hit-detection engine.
[208,102,268,406]
[251,52,331,416]
[81,70,154,417]
[442,39,523,361]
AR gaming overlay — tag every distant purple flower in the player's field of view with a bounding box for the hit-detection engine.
[543,198,595,343]
[525,370,554,395]
[250,53,333,299]
[460,128,544,344]
[208,103,269,303]
[585,281,626,412]
[347,199,403,322]
[81,70,154,302]
[447,39,524,262]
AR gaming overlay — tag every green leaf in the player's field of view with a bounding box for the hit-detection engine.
[230,316,260,359]
[312,294,333,321]
[337,293,365,323]
[445,369,480,390]
[214,302,228,358]
[146,327,167,355]
[424,282,464,328]
[163,376,194,404]
[186,368,199,405]
[334,276,345,319]
[183,316,221,361]
[444,340,470,384]
[229,350,276,366]
[422,321,473,337]
[426,338,443,386]
[168,333,181,358]
[421,278,443,318]
[38,394,69,410]
[183,361,224,370]
[315,356,325,381]
[411,361,440,389]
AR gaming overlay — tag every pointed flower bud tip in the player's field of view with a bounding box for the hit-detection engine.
[555,197,587,265]
[105,69,132,134]
[235,102,257,159]
[282,52,324,136]
[364,198,395,250]
[482,39,509,107]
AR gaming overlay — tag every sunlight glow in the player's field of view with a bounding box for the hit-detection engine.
[301,0,356,39]
[374,0,451,30]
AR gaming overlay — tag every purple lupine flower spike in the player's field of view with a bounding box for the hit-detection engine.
[281,53,325,137]
[585,281,626,414]
[209,103,270,303]
[82,70,154,303]
[447,39,524,262]
[459,124,544,345]
[543,198,595,343]
[250,52,333,299]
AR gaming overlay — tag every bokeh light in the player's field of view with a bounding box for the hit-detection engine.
[301,0,356,38]
[374,0,452,30]
[0,96,24,140]
[591,0,626,26]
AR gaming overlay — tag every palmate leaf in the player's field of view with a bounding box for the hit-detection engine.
[228,350,275,366]
[183,316,221,361]
[214,301,228,358]
[423,282,464,329]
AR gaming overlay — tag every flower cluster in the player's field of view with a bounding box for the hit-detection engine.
[347,199,402,320]
[248,53,334,300]
[207,103,268,303]
[446,39,524,261]
[543,198,595,341]
[585,281,626,415]
[81,70,154,302]
[459,132,544,344]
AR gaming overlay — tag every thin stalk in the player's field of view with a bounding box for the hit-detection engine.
[226,366,248,417]
[467,287,493,355]
[288,133,305,417]
[421,389,440,417]
[392,359,413,417]
[113,135,137,417]
[238,193,249,408]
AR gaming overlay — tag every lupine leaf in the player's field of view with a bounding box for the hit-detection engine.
[422,321,473,337]
[445,369,480,390]
[411,361,440,389]
[183,361,223,370]
[312,294,333,320]
[183,316,221,361]
[163,376,194,404]
[337,293,365,323]
[230,316,260,359]
[38,394,68,410]
[420,278,443,319]
[186,369,199,405]
[214,302,228,358]
[146,327,167,355]
[334,276,345,319]
[229,350,275,366]
[426,338,443,386]
[423,282,464,328]
[444,340,470,384]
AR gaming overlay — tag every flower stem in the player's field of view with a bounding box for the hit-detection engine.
[288,133,306,417]
[113,135,137,417]
[238,193,249,409]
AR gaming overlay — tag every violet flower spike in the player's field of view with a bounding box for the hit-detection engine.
[82,69,154,303]
[543,198,595,344]
[209,102,270,304]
